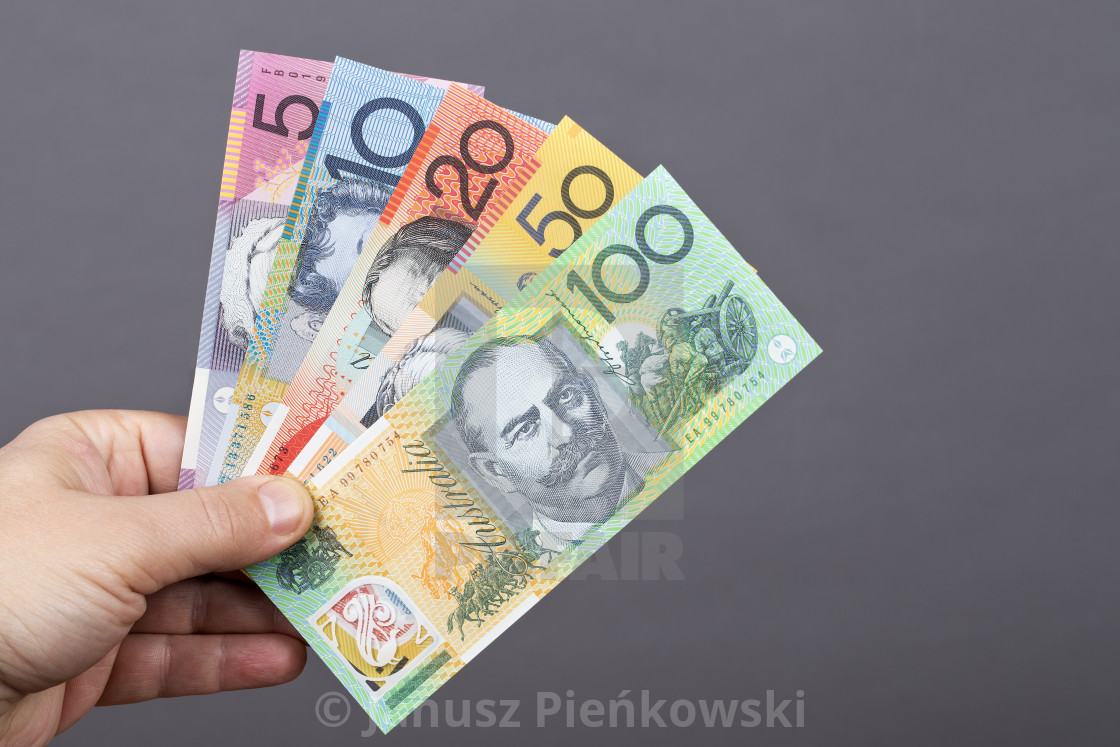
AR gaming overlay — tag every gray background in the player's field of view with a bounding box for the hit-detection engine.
[1,0,1117,744]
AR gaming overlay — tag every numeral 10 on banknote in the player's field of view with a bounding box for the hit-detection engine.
[325,98,426,186]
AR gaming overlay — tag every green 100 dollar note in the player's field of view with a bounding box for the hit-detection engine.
[248,166,820,732]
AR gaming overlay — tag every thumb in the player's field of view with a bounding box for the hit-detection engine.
[112,475,315,592]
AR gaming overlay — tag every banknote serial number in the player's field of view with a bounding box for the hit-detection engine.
[308,448,339,477]
[332,432,401,489]
[259,67,327,82]
[222,393,258,472]
[681,374,768,444]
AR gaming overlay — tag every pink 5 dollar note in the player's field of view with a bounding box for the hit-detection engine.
[179,51,333,490]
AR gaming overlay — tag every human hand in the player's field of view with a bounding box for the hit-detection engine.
[0,410,314,745]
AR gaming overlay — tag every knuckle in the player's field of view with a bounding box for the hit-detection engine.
[190,579,210,633]
[158,636,174,698]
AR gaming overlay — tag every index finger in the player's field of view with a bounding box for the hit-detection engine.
[53,409,189,495]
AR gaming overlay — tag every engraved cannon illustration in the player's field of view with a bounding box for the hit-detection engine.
[659,279,759,380]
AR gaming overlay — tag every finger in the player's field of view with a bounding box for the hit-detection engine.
[57,646,119,733]
[132,578,299,637]
[20,410,188,495]
[96,633,306,705]
[110,475,314,593]
[81,410,188,495]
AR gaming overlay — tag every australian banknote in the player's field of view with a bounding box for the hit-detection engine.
[208,60,472,485]
[272,116,643,483]
[230,87,553,482]
[247,166,821,731]
[178,51,333,490]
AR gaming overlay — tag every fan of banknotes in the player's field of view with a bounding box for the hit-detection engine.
[180,51,819,732]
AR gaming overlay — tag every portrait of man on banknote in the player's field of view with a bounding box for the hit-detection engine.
[449,334,672,552]
[357,215,473,347]
[286,179,391,341]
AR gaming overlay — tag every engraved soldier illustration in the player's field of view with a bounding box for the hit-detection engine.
[275,524,353,593]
